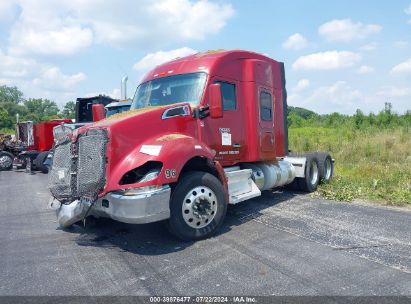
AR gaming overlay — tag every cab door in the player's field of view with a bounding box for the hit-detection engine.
[258,87,275,158]
[203,78,244,165]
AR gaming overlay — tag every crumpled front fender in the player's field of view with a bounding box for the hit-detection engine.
[104,133,217,193]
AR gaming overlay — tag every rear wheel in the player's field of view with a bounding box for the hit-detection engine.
[316,152,334,183]
[0,151,13,171]
[297,155,320,192]
[167,171,227,241]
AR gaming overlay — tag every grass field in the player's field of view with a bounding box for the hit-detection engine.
[289,127,411,206]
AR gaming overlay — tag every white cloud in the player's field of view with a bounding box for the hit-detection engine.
[293,79,310,92]
[0,48,37,78]
[10,26,93,56]
[0,47,86,106]
[292,51,361,70]
[319,19,382,42]
[282,33,308,50]
[152,0,234,40]
[377,86,411,97]
[133,47,197,74]
[356,65,375,74]
[360,42,378,51]
[302,81,363,114]
[32,66,86,91]
[7,0,234,56]
[391,58,411,74]
[0,0,17,21]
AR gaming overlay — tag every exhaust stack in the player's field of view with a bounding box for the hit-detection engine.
[121,75,128,99]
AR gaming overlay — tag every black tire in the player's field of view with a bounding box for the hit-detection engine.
[316,152,334,183]
[167,171,227,241]
[0,151,14,171]
[297,155,320,193]
[34,151,50,174]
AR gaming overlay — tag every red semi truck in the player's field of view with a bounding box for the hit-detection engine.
[6,120,71,173]
[49,50,334,240]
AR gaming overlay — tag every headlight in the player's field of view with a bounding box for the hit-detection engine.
[119,161,163,185]
[138,169,160,183]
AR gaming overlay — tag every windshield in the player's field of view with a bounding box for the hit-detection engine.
[131,72,207,109]
[106,105,131,117]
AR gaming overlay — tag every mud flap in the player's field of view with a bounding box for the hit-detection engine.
[56,200,87,228]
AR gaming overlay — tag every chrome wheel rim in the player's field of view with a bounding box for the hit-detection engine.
[0,155,12,169]
[310,161,319,185]
[324,158,332,180]
[182,186,218,229]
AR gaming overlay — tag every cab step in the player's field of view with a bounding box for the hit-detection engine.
[224,169,261,204]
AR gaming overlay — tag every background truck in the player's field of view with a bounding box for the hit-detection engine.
[0,133,21,171]
[49,50,334,241]
[12,119,71,173]
[75,95,117,123]
[0,95,115,172]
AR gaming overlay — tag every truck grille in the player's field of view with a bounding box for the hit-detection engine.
[77,129,108,199]
[48,129,108,202]
[48,138,74,201]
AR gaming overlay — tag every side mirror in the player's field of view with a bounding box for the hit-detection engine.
[92,104,105,122]
[209,83,223,119]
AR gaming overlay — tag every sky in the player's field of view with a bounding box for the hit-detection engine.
[0,0,410,114]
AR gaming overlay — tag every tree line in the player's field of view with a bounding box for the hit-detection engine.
[288,103,411,130]
[0,85,75,132]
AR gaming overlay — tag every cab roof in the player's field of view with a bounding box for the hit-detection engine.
[140,49,281,83]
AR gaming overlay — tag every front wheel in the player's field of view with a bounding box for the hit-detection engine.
[0,151,13,171]
[167,171,227,241]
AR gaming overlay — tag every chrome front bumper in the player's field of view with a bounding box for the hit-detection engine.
[55,185,171,227]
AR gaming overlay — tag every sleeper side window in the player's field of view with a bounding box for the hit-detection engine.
[260,91,273,121]
[215,81,237,111]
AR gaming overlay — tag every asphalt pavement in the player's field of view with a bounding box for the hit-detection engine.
[0,170,410,296]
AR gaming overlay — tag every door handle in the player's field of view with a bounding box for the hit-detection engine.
[232,144,241,148]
